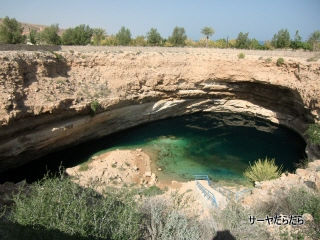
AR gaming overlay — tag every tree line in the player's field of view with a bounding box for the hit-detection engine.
[0,16,319,51]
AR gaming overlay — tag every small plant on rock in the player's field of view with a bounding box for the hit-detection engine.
[276,57,285,66]
[265,57,272,63]
[90,100,100,115]
[238,52,245,59]
[305,123,320,145]
[244,157,283,183]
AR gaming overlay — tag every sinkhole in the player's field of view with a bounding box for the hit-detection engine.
[0,112,307,184]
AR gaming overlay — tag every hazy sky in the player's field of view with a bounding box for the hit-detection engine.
[1,0,319,41]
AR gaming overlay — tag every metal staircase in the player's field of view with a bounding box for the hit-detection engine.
[193,175,252,207]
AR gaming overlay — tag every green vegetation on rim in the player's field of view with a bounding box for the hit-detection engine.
[244,157,283,183]
[90,100,100,115]
[6,176,142,240]
[1,175,212,240]
[1,16,319,51]
[256,187,320,238]
[305,124,320,145]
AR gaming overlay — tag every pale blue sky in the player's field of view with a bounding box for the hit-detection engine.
[1,0,319,41]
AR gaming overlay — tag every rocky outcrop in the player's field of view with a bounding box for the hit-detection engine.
[0,48,320,171]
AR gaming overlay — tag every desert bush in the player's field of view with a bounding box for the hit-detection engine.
[140,197,210,240]
[255,187,320,239]
[213,201,270,239]
[265,57,272,63]
[49,51,65,62]
[305,124,320,145]
[276,57,285,66]
[244,157,282,182]
[286,188,320,226]
[8,176,142,240]
[139,185,164,197]
[0,16,25,44]
[238,52,245,59]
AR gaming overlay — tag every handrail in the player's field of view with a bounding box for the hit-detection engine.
[193,174,252,203]
[212,185,235,200]
[193,175,211,185]
[195,180,218,207]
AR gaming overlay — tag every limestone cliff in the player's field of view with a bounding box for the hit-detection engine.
[0,47,319,171]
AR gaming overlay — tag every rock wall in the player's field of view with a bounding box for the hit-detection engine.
[0,48,319,171]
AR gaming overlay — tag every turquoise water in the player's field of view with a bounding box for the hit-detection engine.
[87,113,306,183]
[0,113,306,183]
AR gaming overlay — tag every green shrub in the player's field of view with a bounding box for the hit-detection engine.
[8,176,142,240]
[90,100,100,114]
[276,57,285,66]
[265,57,272,63]
[286,188,320,226]
[244,157,282,182]
[139,185,164,197]
[256,187,320,238]
[213,201,270,239]
[238,52,245,59]
[305,124,320,144]
[140,197,208,240]
[49,51,65,61]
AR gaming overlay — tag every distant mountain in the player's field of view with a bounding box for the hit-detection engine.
[0,18,65,35]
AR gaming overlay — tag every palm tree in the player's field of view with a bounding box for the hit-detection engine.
[201,26,215,47]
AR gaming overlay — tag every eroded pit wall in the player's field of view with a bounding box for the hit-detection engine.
[0,48,319,172]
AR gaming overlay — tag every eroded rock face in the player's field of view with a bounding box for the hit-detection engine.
[0,48,319,171]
